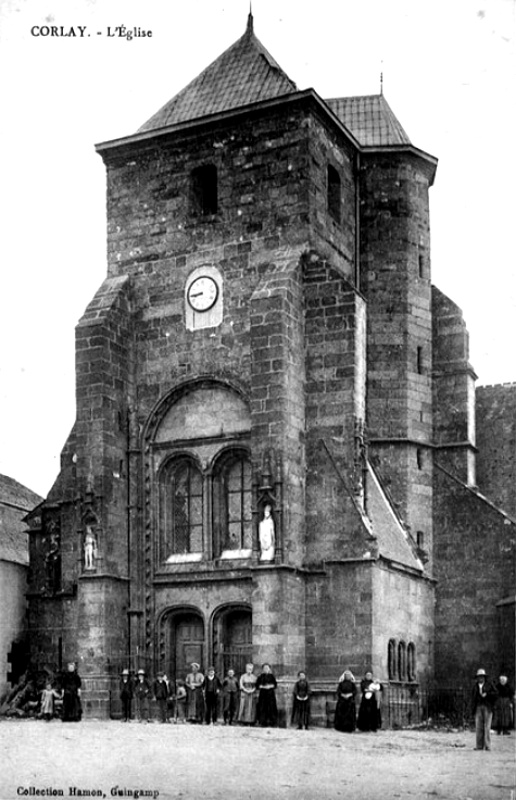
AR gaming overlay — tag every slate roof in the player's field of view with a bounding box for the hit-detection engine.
[366,463,422,570]
[0,474,42,565]
[325,94,412,147]
[138,13,297,133]
[137,15,413,151]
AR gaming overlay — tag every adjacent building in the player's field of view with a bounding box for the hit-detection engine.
[0,475,41,700]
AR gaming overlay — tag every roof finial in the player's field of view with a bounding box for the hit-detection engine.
[380,60,384,95]
[247,2,254,34]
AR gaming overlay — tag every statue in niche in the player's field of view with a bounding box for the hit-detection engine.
[259,504,275,562]
[84,525,98,570]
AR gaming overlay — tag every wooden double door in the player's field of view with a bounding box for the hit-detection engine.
[171,614,204,682]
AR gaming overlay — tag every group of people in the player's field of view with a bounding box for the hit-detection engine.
[39,661,82,722]
[33,660,514,745]
[119,663,384,732]
[120,662,283,727]
[471,669,514,751]
[334,670,383,733]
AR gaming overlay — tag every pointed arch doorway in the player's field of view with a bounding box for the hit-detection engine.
[213,605,252,677]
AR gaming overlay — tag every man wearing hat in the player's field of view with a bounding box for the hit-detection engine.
[471,668,498,750]
[119,668,134,722]
[134,668,151,723]
[185,662,205,723]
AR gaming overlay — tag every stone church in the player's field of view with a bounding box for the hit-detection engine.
[26,15,515,722]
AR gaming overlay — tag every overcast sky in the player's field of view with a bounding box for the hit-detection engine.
[0,0,514,497]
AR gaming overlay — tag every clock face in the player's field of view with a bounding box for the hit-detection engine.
[187,275,219,312]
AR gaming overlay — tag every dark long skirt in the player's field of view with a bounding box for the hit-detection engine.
[357,694,379,731]
[292,697,310,729]
[62,689,81,722]
[335,696,356,732]
[495,697,513,732]
[256,688,277,727]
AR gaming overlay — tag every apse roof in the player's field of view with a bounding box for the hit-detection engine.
[325,95,412,146]
[138,13,297,133]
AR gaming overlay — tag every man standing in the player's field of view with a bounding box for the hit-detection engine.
[153,672,170,723]
[134,669,151,723]
[204,666,222,724]
[119,668,133,722]
[472,668,498,751]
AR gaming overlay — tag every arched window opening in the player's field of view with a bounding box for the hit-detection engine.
[388,639,397,681]
[398,640,407,681]
[160,457,203,560]
[213,450,252,557]
[407,642,416,682]
[327,164,341,223]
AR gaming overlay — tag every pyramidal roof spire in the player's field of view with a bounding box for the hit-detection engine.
[138,12,297,133]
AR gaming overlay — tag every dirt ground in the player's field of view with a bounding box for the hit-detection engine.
[0,719,514,800]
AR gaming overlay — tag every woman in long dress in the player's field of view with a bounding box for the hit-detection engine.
[61,662,82,722]
[494,674,514,735]
[334,669,356,732]
[357,671,381,732]
[185,662,205,723]
[256,663,278,727]
[238,663,257,724]
[291,671,311,730]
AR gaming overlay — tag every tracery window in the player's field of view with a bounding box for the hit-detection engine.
[160,457,203,559]
[212,450,252,557]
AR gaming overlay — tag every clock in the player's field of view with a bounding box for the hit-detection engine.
[187,275,219,312]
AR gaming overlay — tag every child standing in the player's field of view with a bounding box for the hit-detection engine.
[40,682,61,721]
[175,679,187,723]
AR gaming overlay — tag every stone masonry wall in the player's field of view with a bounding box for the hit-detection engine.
[433,465,516,685]
[96,100,361,676]
[432,286,476,486]
[305,562,373,681]
[476,383,516,518]
[372,563,434,685]
[303,254,369,563]
[360,153,434,557]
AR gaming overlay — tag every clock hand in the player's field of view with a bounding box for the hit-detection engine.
[190,292,204,297]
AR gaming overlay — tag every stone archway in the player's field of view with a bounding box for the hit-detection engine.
[159,608,205,683]
[212,605,252,678]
